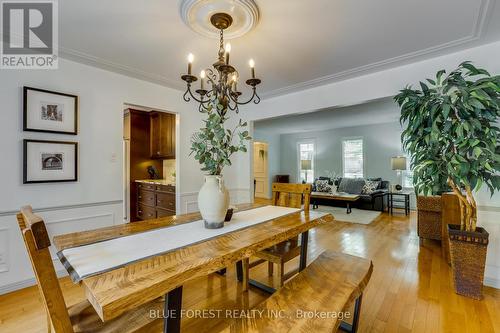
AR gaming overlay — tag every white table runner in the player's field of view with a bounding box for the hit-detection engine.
[58,205,301,282]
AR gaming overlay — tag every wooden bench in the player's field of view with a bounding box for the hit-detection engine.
[221,251,373,333]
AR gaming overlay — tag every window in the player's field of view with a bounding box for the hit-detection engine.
[403,156,414,188]
[342,138,364,178]
[298,142,314,183]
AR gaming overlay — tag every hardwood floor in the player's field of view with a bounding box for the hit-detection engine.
[1,201,499,332]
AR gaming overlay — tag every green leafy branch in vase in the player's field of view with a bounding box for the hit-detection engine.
[395,62,500,232]
[190,97,252,176]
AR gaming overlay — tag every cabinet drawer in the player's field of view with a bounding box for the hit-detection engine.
[156,184,175,193]
[138,189,156,206]
[157,208,176,218]
[156,192,175,211]
[137,182,155,191]
[137,204,156,220]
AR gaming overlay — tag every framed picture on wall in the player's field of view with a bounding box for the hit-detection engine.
[23,86,78,135]
[23,139,78,184]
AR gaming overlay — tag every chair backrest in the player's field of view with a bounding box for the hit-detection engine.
[271,183,311,213]
[17,206,74,333]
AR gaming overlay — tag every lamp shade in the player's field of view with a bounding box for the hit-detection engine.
[391,156,407,171]
[300,159,312,170]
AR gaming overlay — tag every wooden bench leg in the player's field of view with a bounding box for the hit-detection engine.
[268,262,274,277]
[236,260,243,282]
[277,262,285,288]
[339,294,363,333]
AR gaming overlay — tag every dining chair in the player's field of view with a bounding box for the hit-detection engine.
[244,183,312,290]
[16,205,164,333]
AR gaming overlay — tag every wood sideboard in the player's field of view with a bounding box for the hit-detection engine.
[136,182,176,220]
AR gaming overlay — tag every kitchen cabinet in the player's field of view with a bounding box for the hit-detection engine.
[127,109,163,222]
[150,111,176,159]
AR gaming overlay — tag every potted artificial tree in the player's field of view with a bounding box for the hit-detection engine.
[395,62,500,299]
[190,96,251,229]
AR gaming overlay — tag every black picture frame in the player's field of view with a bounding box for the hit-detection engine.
[23,139,78,184]
[23,86,79,135]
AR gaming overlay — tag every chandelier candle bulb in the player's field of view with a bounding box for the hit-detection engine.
[187,53,194,74]
[200,70,206,89]
[232,74,238,91]
[249,59,255,78]
[225,43,231,64]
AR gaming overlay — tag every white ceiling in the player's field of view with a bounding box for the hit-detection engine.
[58,0,500,98]
[254,97,399,134]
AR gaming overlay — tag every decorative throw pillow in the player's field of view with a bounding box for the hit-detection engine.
[362,180,380,194]
[315,179,331,192]
[338,178,366,194]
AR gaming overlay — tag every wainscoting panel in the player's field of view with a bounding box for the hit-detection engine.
[0,202,123,294]
[180,188,252,214]
[0,228,8,273]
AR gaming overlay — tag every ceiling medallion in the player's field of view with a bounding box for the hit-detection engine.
[180,0,260,39]
[180,12,261,113]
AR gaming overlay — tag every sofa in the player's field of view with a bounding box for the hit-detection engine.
[312,177,389,211]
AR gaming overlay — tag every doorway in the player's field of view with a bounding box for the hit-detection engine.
[123,104,179,223]
[253,141,269,199]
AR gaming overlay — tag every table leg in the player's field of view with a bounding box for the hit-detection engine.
[390,194,393,215]
[346,203,352,214]
[163,286,182,333]
[299,230,309,271]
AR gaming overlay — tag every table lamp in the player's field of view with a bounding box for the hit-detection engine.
[391,156,407,191]
[300,159,312,184]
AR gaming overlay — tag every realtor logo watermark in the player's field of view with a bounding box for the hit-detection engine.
[1,0,58,69]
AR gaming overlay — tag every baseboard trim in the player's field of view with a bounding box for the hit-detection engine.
[484,276,500,289]
[0,269,68,295]
[478,205,500,212]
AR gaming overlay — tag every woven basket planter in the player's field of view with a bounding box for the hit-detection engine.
[448,224,489,300]
[417,196,442,240]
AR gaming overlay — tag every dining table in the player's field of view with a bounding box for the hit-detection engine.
[53,203,334,333]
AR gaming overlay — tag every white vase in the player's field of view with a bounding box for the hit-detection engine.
[198,175,230,229]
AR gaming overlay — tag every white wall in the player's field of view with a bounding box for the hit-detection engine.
[0,58,247,293]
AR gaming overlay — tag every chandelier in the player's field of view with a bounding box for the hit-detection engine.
[181,13,261,113]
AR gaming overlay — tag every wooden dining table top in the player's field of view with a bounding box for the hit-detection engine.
[53,203,334,322]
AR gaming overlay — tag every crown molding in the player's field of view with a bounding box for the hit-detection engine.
[59,47,185,91]
[260,0,493,99]
[58,0,493,99]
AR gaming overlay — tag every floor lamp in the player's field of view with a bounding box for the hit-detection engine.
[301,159,312,184]
[391,156,407,191]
